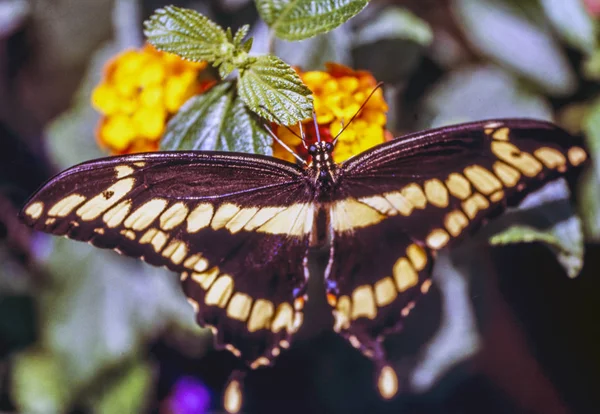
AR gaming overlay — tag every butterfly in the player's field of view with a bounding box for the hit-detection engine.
[19,118,588,405]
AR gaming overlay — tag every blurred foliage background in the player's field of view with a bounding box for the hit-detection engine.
[1,0,600,413]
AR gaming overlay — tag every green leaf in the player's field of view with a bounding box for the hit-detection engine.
[580,97,600,240]
[423,65,552,129]
[233,24,250,46]
[256,0,368,41]
[238,54,313,125]
[452,0,576,96]
[484,180,584,278]
[39,237,201,385]
[273,23,352,70]
[143,5,228,62]
[540,0,597,55]
[162,81,272,154]
[490,220,583,278]
[241,37,254,53]
[87,360,152,414]
[353,7,433,47]
[12,349,72,413]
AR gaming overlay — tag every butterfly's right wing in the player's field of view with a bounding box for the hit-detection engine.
[325,119,587,358]
[20,151,316,366]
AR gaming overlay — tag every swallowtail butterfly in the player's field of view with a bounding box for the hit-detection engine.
[20,118,588,404]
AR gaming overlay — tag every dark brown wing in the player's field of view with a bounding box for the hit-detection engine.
[20,151,316,366]
[326,119,588,358]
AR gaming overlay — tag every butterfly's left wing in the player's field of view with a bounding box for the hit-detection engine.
[326,119,588,358]
[20,151,316,367]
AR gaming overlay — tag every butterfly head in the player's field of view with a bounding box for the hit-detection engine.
[308,141,337,187]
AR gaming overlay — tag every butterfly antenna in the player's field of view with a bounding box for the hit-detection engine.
[332,82,385,146]
[258,104,305,142]
[312,112,322,143]
[298,121,309,149]
[263,123,308,166]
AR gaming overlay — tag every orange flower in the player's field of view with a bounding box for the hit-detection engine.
[273,63,391,164]
[92,44,214,154]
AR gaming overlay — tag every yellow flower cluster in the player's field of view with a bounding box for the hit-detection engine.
[92,44,212,154]
[274,63,390,163]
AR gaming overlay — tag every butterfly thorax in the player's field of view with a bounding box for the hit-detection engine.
[308,142,339,195]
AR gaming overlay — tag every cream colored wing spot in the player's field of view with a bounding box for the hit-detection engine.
[45,218,56,226]
[406,244,427,271]
[445,173,472,200]
[250,356,271,369]
[193,257,209,272]
[183,254,201,269]
[378,366,399,400]
[183,254,208,272]
[333,295,351,332]
[48,194,86,217]
[191,267,219,290]
[393,257,418,291]
[491,141,543,177]
[291,312,303,333]
[421,279,433,294]
[464,165,502,195]
[139,227,169,252]
[120,229,136,240]
[102,200,132,228]
[444,210,469,237]
[567,146,587,166]
[180,272,189,282]
[225,344,242,358]
[426,228,450,249]
[493,161,520,187]
[358,195,398,216]
[94,228,105,235]
[534,147,567,171]
[401,301,416,317]
[351,285,377,320]
[187,297,200,312]
[374,277,397,307]
[243,206,285,231]
[348,335,361,349]
[225,207,259,233]
[492,127,510,141]
[211,203,241,230]
[24,201,44,219]
[401,183,427,209]
[331,198,385,232]
[257,203,313,236]
[205,274,234,307]
[159,202,189,231]
[162,240,188,265]
[76,178,135,221]
[124,198,168,231]
[424,179,449,208]
[489,190,505,203]
[247,299,275,332]
[461,193,490,219]
[226,293,253,321]
[271,303,294,333]
[133,161,146,167]
[186,203,214,233]
[115,165,134,178]
[383,192,413,216]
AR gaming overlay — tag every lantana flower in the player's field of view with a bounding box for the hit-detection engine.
[273,62,391,164]
[91,44,214,154]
